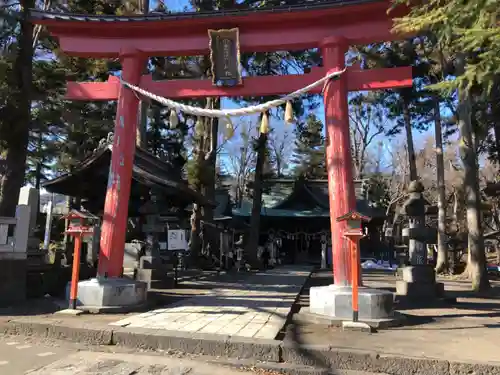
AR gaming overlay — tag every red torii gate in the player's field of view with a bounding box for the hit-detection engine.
[30,0,411,283]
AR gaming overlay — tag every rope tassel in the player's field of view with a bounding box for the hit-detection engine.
[285,101,294,125]
[221,116,235,140]
[260,112,270,134]
[169,110,179,128]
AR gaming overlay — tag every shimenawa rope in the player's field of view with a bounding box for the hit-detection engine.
[119,68,346,118]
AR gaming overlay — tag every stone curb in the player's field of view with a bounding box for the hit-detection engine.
[0,319,113,346]
[113,327,281,362]
[1,319,500,375]
[281,344,500,375]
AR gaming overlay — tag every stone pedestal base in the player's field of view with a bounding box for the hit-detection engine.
[309,284,395,322]
[396,280,444,298]
[0,255,27,306]
[135,255,173,290]
[66,278,147,313]
[396,265,444,300]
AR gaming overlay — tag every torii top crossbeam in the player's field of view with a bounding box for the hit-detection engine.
[30,0,405,58]
[31,0,411,100]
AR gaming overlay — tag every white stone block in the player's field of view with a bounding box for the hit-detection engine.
[67,278,147,311]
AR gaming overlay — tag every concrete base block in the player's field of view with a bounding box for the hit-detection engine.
[66,278,147,313]
[292,310,404,329]
[309,284,394,321]
[396,280,444,299]
[396,265,446,301]
[135,268,174,290]
[136,256,173,290]
[401,265,436,283]
[341,321,373,333]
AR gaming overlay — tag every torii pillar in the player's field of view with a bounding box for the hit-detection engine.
[322,36,357,287]
[308,36,398,324]
[98,49,144,278]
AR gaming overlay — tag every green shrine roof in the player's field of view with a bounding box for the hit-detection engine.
[232,179,385,219]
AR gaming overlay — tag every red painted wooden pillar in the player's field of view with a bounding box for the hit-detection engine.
[98,50,144,278]
[321,37,357,286]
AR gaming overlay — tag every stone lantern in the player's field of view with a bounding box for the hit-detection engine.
[396,181,444,300]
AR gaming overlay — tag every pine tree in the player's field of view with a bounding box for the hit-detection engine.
[392,0,496,291]
[355,39,435,182]
[392,0,500,92]
[292,113,326,179]
[0,0,35,216]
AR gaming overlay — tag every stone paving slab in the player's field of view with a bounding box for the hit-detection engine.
[26,351,264,375]
[111,266,312,339]
[26,350,392,375]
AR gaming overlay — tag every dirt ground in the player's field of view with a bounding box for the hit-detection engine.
[285,270,500,365]
[3,268,500,366]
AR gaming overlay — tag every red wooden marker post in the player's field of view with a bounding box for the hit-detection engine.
[336,211,369,322]
[63,210,97,310]
[69,233,83,309]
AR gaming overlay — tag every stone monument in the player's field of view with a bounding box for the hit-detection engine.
[18,187,39,251]
[0,204,30,306]
[396,181,444,299]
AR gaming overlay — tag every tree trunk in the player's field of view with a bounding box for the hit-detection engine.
[0,1,34,216]
[493,119,500,166]
[456,56,490,292]
[189,203,202,266]
[201,101,219,223]
[245,132,267,267]
[490,84,500,164]
[199,99,219,260]
[201,114,219,259]
[402,96,418,182]
[433,96,448,273]
[189,97,216,266]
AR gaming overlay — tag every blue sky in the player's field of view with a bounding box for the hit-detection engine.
[153,0,433,150]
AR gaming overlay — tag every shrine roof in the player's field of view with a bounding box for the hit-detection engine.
[29,0,379,24]
[232,178,385,219]
[43,145,211,206]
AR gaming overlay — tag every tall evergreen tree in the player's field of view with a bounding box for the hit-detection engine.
[355,39,435,182]
[392,0,496,291]
[0,0,35,216]
[292,113,326,179]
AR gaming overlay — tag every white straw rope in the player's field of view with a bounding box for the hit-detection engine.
[119,68,346,118]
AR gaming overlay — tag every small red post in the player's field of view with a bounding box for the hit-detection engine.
[69,233,82,310]
[350,238,360,322]
[63,210,96,310]
[336,210,368,323]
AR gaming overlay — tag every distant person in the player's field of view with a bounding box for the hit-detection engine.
[235,235,244,272]
[262,248,270,269]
